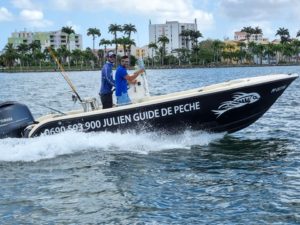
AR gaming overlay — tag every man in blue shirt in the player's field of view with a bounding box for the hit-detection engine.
[99,51,116,109]
[115,56,145,105]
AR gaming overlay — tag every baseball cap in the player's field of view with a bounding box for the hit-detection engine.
[106,52,116,58]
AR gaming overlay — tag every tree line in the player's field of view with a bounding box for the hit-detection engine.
[1,25,300,71]
[0,24,138,71]
[146,26,300,67]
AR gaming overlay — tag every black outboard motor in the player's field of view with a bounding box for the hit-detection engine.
[0,101,35,139]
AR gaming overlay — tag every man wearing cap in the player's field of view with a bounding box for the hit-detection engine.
[99,52,116,109]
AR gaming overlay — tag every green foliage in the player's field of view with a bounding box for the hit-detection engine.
[130,55,137,67]
[61,26,75,53]
[87,27,101,51]
[3,25,300,71]
[276,27,290,44]
[0,54,5,67]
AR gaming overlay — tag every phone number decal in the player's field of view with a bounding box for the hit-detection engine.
[41,120,102,135]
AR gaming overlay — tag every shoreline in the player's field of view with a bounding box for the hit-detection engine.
[1,63,300,73]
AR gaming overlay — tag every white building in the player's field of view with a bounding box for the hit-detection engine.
[48,30,82,51]
[8,30,82,51]
[149,20,198,55]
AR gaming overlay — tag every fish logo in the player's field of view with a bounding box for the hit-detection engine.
[212,92,260,118]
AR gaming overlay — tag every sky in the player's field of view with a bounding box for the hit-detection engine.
[1,0,300,51]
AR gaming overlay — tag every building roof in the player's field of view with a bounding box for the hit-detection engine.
[234,31,247,35]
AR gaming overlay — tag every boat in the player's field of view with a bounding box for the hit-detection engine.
[0,72,298,139]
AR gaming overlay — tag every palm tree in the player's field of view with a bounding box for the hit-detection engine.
[123,24,137,59]
[44,47,56,68]
[61,26,75,68]
[148,42,158,66]
[248,41,258,64]
[224,43,235,64]
[99,39,111,55]
[42,48,50,68]
[3,43,17,68]
[297,30,300,38]
[97,49,105,66]
[56,46,69,64]
[123,24,137,40]
[108,24,122,54]
[116,37,136,57]
[241,26,255,42]
[180,30,190,49]
[158,35,169,65]
[83,48,97,69]
[189,30,203,64]
[282,43,293,62]
[173,48,189,65]
[254,26,262,34]
[0,54,5,68]
[116,37,128,56]
[35,51,45,69]
[29,40,41,66]
[253,26,263,41]
[126,38,136,60]
[254,43,265,65]
[237,41,247,63]
[276,27,290,44]
[291,39,300,63]
[273,43,283,64]
[17,43,29,69]
[264,43,276,64]
[61,26,75,51]
[212,40,224,63]
[71,49,83,68]
[87,27,101,52]
[190,30,203,47]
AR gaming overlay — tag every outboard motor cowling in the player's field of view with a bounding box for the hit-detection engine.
[0,101,35,139]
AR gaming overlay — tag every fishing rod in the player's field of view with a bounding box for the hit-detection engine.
[36,103,66,115]
[137,57,150,96]
[47,47,83,102]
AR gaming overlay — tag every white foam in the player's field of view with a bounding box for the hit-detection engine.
[0,130,225,162]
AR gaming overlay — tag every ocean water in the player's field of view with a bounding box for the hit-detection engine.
[0,66,299,224]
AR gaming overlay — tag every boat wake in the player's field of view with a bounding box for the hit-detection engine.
[0,130,225,162]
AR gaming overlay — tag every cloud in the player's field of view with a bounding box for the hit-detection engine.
[20,9,53,28]
[135,0,214,28]
[51,0,214,30]
[219,0,299,21]
[8,0,53,28]
[218,0,300,39]
[66,20,81,33]
[20,9,43,20]
[11,0,36,9]
[0,7,13,21]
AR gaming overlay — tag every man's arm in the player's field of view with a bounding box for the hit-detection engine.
[125,69,145,83]
[103,65,115,86]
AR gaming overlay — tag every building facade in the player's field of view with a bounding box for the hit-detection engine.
[234,31,268,42]
[104,45,148,59]
[8,30,82,51]
[149,20,198,55]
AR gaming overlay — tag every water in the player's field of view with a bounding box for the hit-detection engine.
[0,66,299,224]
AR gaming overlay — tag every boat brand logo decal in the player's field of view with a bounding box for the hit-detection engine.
[0,117,13,124]
[271,85,287,93]
[212,92,260,118]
